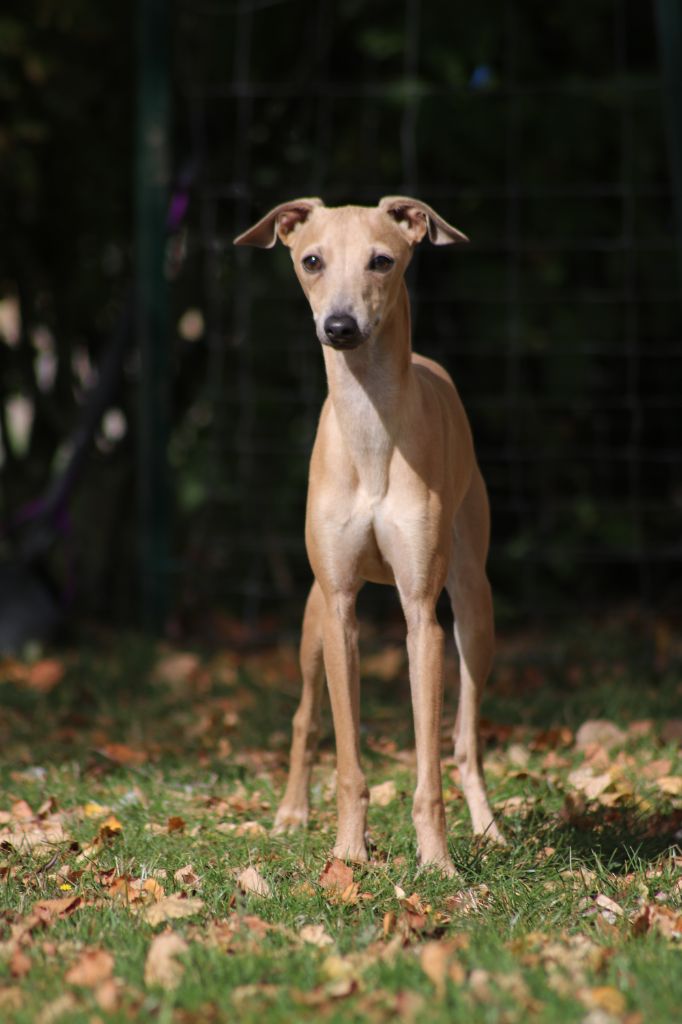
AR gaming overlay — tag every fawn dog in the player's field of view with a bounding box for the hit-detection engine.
[234,196,502,875]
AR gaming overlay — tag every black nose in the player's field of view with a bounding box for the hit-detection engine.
[324,314,361,347]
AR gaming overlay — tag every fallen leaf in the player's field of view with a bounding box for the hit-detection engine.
[167,815,186,833]
[632,903,682,940]
[32,896,82,922]
[300,923,334,947]
[235,820,267,837]
[580,985,627,1015]
[567,767,615,801]
[174,864,202,888]
[65,948,114,987]
[96,743,148,766]
[237,866,271,898]
[143,894,204,925]
[144,931,188,990]
[420,941,449,998]
[594,893,624,917]
[319,859,354,892]
[95,978,122,1012]
[26,659,65,693]
[9,948,31,978]
[98,815,124,841]
[361,647,405,681]
[82,801,111,818]
[11,799,34,821]
[369,780,397,807]
[153,652,201,687]
[575,720,626,751]
[657,776,682,797]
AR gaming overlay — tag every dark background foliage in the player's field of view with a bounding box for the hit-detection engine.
[1,0,680,638]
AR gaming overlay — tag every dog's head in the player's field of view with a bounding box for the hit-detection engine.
[234,197,467,350]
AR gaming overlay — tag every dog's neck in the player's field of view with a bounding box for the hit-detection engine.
[322,281,413,494]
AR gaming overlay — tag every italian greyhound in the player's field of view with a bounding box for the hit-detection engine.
[234,196,502,875]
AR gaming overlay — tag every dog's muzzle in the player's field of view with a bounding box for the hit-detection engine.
[322,313,364,350]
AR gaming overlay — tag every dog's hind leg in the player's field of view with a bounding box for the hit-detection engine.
[446,468,504,843]
[273,580,325,832]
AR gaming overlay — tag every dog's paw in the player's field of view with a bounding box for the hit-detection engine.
[474,821,507,846]
[272,805,309,834]
[416,852,460,880]
[332,842,369,864]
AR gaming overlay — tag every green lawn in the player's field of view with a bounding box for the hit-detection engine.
[1,615,681,1023]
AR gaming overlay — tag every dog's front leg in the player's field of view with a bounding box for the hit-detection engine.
[403,597,457,876]
[322,588,369,863]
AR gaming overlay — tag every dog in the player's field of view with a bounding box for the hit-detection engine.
[234,196,502,875]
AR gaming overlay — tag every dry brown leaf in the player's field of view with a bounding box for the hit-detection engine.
[174,864,202,888]
[369,780,397,807]
[167,815,186,833]
[153,652,201,687]
[237,866,271,898]
[65,948,114,988]
[9,948,31,978]
[96,743,148,766]
[632,903,682,939]
[97,815,124,840]
[319,858,354,889]
[594,893,624,917]
[567,766,612,799]
[445,885,490,916]
[580,985,627,1015]
[11,799,34,820]
[300,923,334,947]
[143,894,204,925]
[26,659,65,693]
[235,820,267,837]
[95,978,123,1012]
[144,931,189,990]
[640,758,672,780]
[361,647,405,681]
[657,776,682,797]
[32,896,82,922]
[575,720,626,751]
[420,941,449,998]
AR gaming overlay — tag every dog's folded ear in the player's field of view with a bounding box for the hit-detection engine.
[234,198,324,248]
[378,196,469,246]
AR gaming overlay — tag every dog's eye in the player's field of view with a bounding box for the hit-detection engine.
[368,254,394,272]
[302,254,323,273]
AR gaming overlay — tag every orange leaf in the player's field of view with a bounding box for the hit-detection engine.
[96,743,148,766]
[9,948,31,978]
[26,659,65,693]
[319,859,354,892]
[97,815,123,842]
[142,894,204,925]
[144,931,188,990]
[65,948,114,988]
[33,896,82,921]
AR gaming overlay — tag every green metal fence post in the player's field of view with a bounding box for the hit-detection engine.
[656,0,682,290]
[136,0,170,632]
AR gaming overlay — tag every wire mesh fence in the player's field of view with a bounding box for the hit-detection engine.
[168,0,681,629]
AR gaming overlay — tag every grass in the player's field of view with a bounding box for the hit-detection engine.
[0,612,681,1022]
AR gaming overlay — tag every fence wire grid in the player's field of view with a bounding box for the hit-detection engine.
[168,0,681,628]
